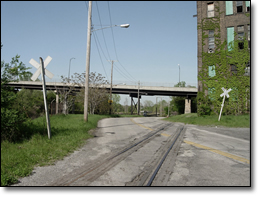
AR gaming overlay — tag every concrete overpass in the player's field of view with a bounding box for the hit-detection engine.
[7,81,197,114]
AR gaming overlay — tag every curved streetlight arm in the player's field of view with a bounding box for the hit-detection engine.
[92,24,130,32]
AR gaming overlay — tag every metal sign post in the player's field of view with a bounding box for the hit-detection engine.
[218,87,232,121]
[29,56,53,139]
[40,57,51,139]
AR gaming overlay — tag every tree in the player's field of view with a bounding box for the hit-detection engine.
[143,100,154,112]
[60,72,110,115]
[112,94,122,113]
[174,81,186,87]
[1,44,33,142]
[88,72,109,114]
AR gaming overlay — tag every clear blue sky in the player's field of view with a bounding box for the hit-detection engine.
[1,1,257,106]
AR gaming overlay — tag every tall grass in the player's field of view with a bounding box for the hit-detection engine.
[1,114,110,186]
[164,113,250,128]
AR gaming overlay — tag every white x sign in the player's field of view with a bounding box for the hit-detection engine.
[220,87,232,98]
[30,56,54,81]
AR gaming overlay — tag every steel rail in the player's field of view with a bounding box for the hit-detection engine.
[146,126,184,186]
[51,122,172,186]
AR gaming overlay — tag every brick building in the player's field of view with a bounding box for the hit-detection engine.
[196,1,250,115]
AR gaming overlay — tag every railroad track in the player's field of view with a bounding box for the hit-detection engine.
[48,122,185,186]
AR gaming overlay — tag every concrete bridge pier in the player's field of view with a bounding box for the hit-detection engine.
[184,97,191,114]
[130,93,141,115]
[55,90,59,114]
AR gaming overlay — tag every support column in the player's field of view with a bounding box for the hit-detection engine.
[185,98,191,114]
[63,95,67,115]
[131,97,133,115]
[56,91,59,114]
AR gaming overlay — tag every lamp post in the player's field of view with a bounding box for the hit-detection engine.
[68,57,75,81]
[84,1,130,122]
[178,64,180,87]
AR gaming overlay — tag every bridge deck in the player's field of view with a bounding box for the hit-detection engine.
[6,81,197,97]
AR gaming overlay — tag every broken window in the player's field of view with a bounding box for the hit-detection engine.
[245,61,250,76]
[237,1,243,13]
[208,65,216,77]
[207,2,214,17]
[237,25,244,49]
[230,65,237,75]
[227,27,234,51]
[246,1,250,12]
[208,30,215,52]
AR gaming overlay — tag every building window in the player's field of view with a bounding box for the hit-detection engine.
[246,1,250,12]
[208,65,216,77]
[226,1,233,15]
[227,27,234,51]
[208,87,215,101]
[231,65,237,75]
[207,2,214,17]
[208,30,215,52]
[237,1,243,13]
[237,25,244,49]
[245,61,250,76]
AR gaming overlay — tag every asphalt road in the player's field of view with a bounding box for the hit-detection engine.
[12,117,250,186]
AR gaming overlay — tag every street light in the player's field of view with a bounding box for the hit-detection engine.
[178,64,180,87]
[84,1,130,121]
[68,57,75,81]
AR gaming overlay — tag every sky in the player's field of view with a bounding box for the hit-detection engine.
[1,1,197,105]
[1,1,258,106]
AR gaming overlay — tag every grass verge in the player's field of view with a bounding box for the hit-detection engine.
[1,114,115,186]
[163,113,250,128]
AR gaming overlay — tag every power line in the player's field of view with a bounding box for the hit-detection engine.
[84,1,137,83]
[92,32,109,80]
[95,1,111,61]
[107,1,137,82]
[113,62,136,83]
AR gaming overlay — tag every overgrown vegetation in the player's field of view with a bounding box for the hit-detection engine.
[164,113,250,128]
[1,114,113,186]
[1,44,33,142]
[197,3,250,116]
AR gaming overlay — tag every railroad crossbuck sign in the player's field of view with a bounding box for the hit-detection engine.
[29,56,54,81]
[218,87,232,121]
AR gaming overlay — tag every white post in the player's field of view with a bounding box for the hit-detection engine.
[218,87,232,121]
[40,57,51,139]
[218,95,225,121]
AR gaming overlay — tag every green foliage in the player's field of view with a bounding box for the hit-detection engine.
[197,3,250,116]
[171,96,185,114]
[112,94,123,113]
[164,113,250,128]
[174,81,186,87]
[170,81,197,114]
[1,114,111,186]
[1,45,33,142]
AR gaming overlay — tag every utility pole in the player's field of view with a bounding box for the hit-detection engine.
[84,1,92,122]
[168,100,170,117]
[160,98,162,117]
[109,60,114,115]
